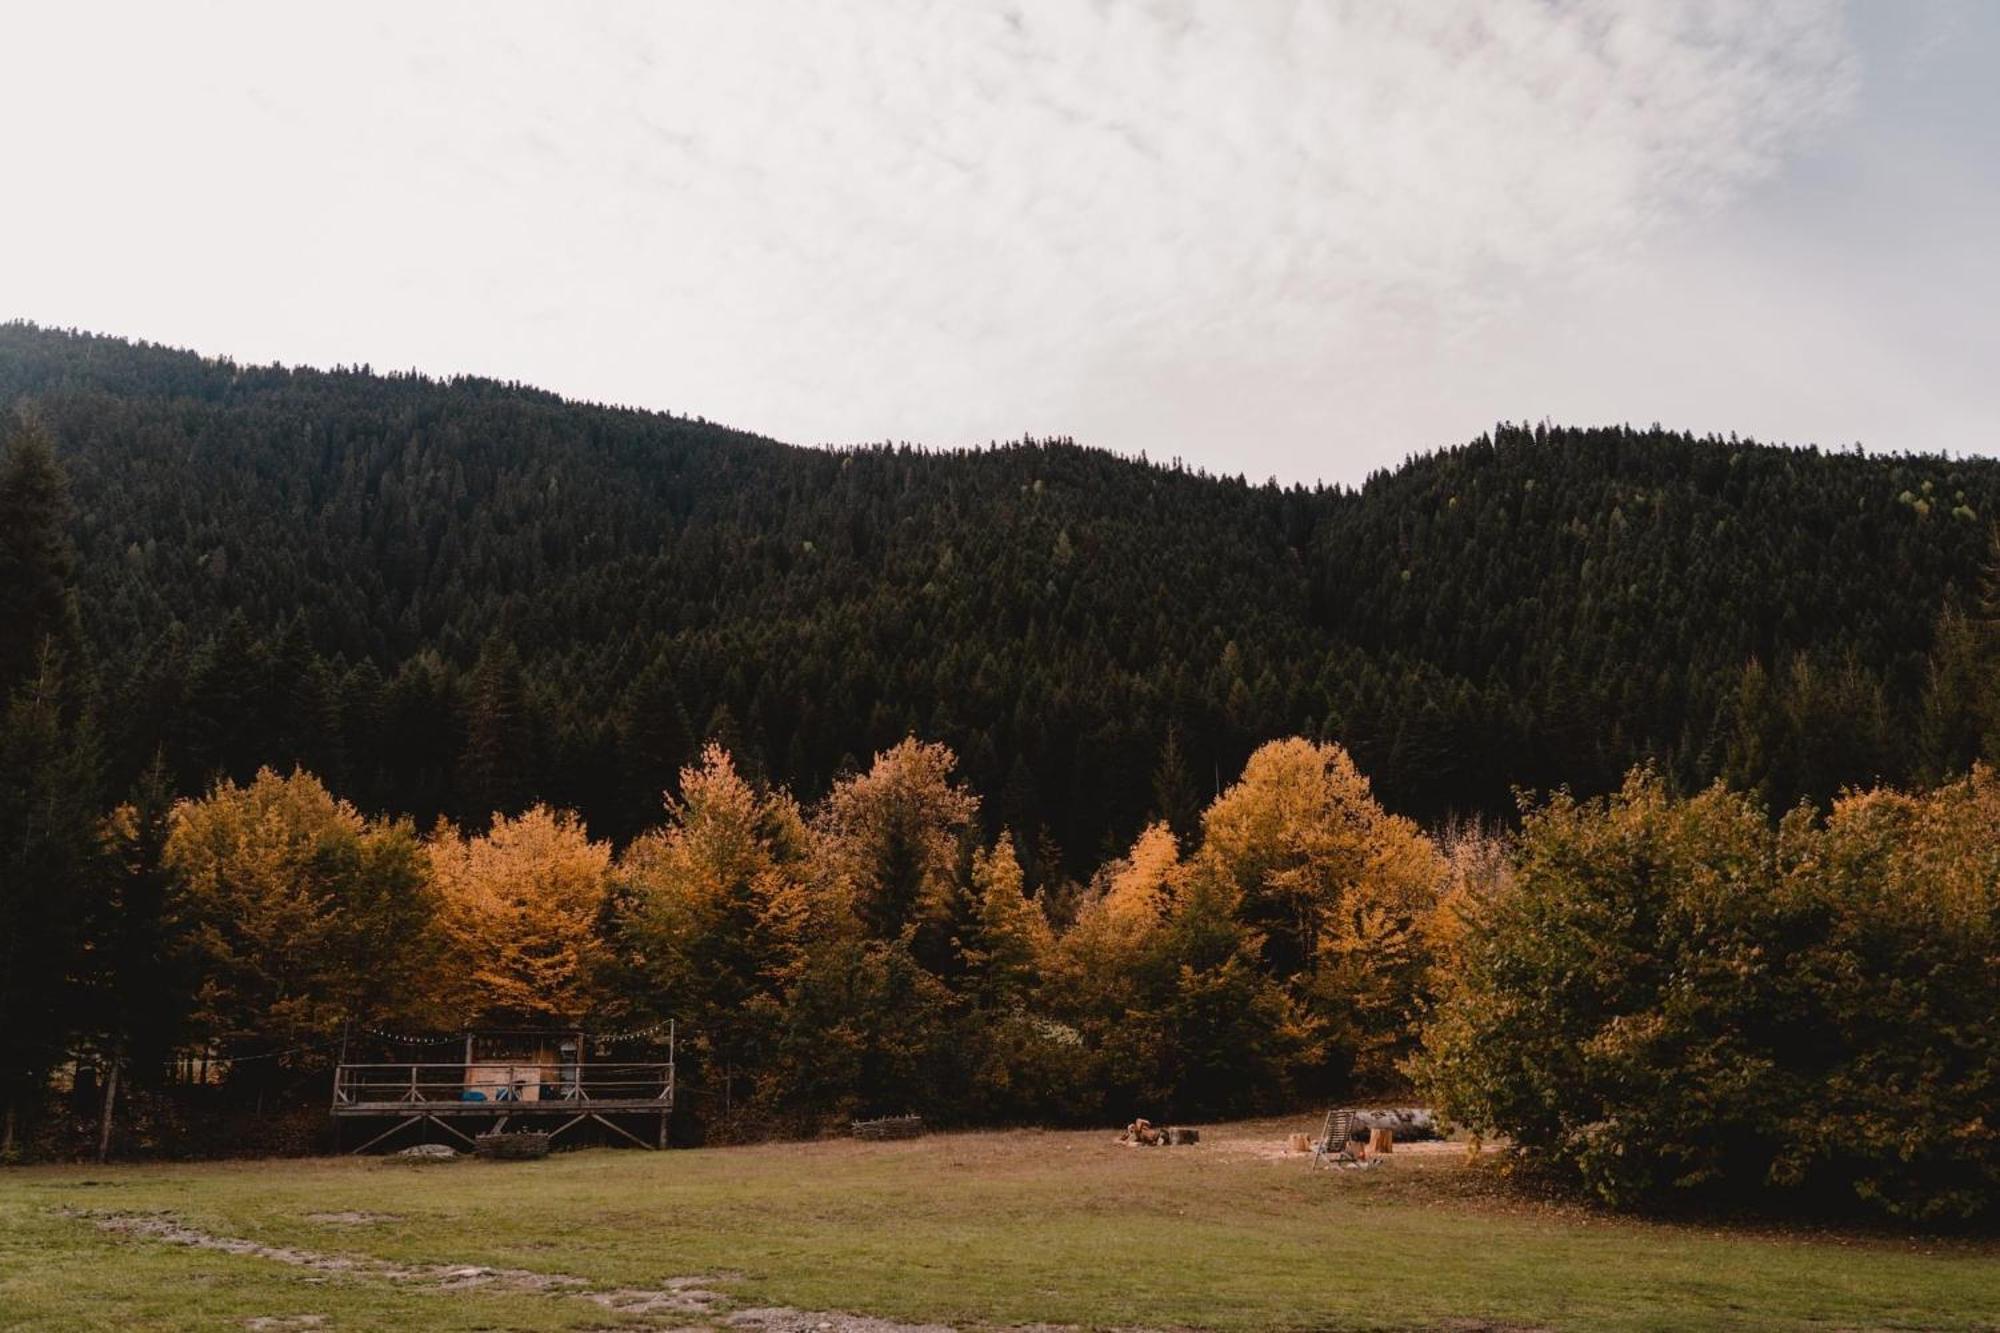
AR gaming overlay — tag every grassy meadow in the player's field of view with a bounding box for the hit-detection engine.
[2,1118,1996,1332]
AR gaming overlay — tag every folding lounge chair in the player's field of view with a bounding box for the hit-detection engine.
[1312,1107,1362,1168]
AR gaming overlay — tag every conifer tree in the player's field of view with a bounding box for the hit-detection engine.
[0,425,98,1155]
[87,754,183,1160]
[0,640,102,1155]
[0,419,73,692]
[458,636,533,825]
[815,738,979,972]
[967,832,1051,1006]
[1149,721,1199,842]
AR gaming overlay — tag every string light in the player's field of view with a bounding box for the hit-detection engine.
[354,1021,673,1047]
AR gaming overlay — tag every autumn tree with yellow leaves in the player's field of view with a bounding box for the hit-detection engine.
[610,744,809,1120]
[429,804,612,1023]
[813,736,980,971]
[1197,738,1448,1089]
[1043,821,1179,1055]
[165,768,442,1051]
[966,832,1052,1006]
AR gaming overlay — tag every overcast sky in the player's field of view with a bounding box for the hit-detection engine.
[3,1,1994,484]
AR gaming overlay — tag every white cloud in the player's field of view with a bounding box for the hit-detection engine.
[0,1,1866,479]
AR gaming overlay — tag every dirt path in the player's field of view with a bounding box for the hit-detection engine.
[70,1210,956,1331]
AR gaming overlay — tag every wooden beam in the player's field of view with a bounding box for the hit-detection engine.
[349,1115,423,1155]
[590,1113,656,1150]
[425,1114,478,1149]
[546,1113,589,1146]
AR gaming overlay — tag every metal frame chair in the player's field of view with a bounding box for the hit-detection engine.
[1312,1108,1362,1168]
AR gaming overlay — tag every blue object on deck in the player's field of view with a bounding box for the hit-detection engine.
[460,1089,487,1102]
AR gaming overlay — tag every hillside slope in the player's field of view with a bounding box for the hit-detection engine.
[4,322,1994,868]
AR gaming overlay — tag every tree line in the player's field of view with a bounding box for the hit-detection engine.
[2,328,1997,1222]
[7,719,1464,1156]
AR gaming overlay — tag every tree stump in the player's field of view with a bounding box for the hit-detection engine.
[1166,1127,1200,1145]
[1367,1127,1394,1156]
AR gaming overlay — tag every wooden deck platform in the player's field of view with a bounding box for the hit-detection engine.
[331,1059,674,1152]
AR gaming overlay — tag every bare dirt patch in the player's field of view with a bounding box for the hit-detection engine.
[302,1210,399,1226]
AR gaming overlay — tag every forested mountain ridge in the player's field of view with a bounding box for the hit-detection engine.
[5,321,1996,872]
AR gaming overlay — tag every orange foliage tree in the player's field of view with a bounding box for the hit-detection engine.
[1196,738,1447,1088]
[166,768,441,1050]
[429,804,612,1023]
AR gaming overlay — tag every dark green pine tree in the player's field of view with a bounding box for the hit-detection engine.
[0,419,73,690]
[615,651,695,836]
[1149,721,1200,842]
[457,636,533,825]
[185,610,270,785]
[1916,601,1991,783]
[0,426,101,1155]
[84,753,185,1160]
[378,652,460,829]
[0,640,104,1155]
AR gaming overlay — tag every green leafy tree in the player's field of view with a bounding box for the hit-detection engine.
[1417,766,2000,1223]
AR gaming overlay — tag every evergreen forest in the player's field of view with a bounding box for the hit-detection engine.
[5,322,1997,871]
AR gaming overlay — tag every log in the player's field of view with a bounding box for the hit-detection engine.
[1166,1127,1200,1145]
[1367,1127,1394,1156]
[1351,1108,1441,1141]
[1288,1132,1310,1154]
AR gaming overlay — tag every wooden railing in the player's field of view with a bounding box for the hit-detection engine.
[332,1062,673,1109]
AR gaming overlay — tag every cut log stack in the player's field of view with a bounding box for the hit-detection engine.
[1120,1118,1199,1146]
[474,1131,551,1160]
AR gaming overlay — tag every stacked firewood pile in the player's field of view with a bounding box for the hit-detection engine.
[474,1130,551,1160]
[851,1115,924,1141]
[1119,1118,1199,1146]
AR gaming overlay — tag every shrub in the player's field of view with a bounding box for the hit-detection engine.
[1416,767,2000,1224]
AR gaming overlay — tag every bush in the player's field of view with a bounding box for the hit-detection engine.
[1415,767,2000,1224]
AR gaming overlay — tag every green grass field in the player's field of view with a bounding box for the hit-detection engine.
[2,1117,1995,1332]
